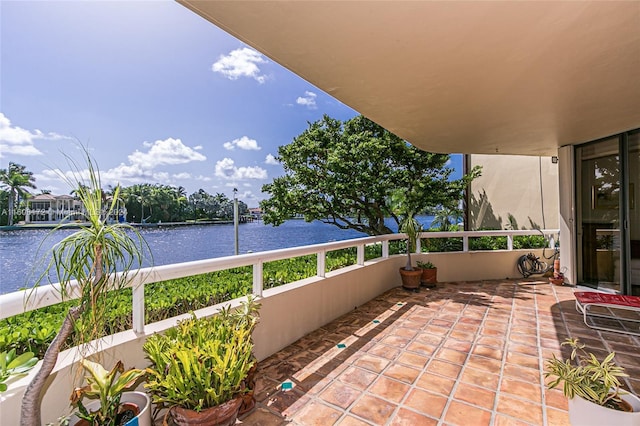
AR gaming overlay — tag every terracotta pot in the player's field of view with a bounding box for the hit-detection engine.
[170,397,242,426]
[420,267,437,287]
[568,393,640,426]
[238,362,258,416]
[399,267,422,290]
[549,277,564,286]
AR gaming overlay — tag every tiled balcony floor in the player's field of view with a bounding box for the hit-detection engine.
[239,279,640,426]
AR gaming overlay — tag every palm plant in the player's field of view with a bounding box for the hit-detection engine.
[399,213,422,271]
[0,162,36,225]
[20,149,149,426]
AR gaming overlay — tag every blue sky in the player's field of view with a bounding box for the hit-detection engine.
[1,1,461,207]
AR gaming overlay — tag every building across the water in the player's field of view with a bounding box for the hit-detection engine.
[24,194,126,224]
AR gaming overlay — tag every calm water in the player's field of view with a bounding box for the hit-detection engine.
[0,216,433,294]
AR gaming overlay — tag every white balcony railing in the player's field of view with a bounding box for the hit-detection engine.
[0,229,559,332]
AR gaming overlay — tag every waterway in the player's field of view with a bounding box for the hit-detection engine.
[0,216,433,294]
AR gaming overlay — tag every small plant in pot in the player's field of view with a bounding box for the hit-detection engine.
[398,214,423,290]
[416,260,437,287]
[69,359,150,426]
[544,338,640,426]
[143,297,259,426]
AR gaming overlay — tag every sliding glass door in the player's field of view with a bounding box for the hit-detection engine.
[576,130,639,295]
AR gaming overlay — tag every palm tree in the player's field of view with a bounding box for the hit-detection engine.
[20,150,149,426]
[0,162,36,225]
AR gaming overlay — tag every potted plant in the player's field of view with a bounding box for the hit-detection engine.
[143,297,259,426]
[544,338,640,426]
[69,359,150,426]
[398,214,422,290]
[416,260,437,287]
[20,149,149,426]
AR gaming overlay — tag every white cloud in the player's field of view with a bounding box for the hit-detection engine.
[129,138,206,167]
[223,136,261,151]
[195,175,212,182]
[265,154,278,165]
[212,47,268,83]
[296,91,317,109]
[173,172,191,179]
[215,158,267,180]
[0,113,72,157]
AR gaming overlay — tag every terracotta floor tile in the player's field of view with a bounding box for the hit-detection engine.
[459,367,500,390]
[500,378,542,404]
[444,400,492,426]
[453,383,496,410]
[239,407,287,425]
[476,336,505,348]
[319,382,362,409]
[505,351,540,370]
[544,388,568,411]
[403,388,448,419]
[383,364,421,384]
[338,366,378,391]
[369,376,411,403]
[493,414,535,426]
[292,401,342,425]
[496,394,543,424]
[349,394,396,425]
[472,345,504,360]
[466,354,502,373]
[396,351,429,369]
[394,326,419,339]
[436,348,468,365]
[406,341,437,357]
[426,359,463,379]
[502,364,540,384]
[415,372,456,396]
[353,354,390,373]
[366,343,401,360]
[442,339,473,353]
[337,415,372,426]
[546,407,571,426]
[381,335,411,348]
[266,390,310,417]
[448,329,476,341]
[389,408,438,426]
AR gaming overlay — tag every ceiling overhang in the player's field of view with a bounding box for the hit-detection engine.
[178,1,640,156]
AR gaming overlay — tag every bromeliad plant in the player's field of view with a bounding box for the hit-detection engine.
[143,297,260,413]
[544,337,630,411]
[70,359,146,425]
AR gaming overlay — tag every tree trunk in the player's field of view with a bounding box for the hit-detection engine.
[20,304,84,426]
[8,190,15,226]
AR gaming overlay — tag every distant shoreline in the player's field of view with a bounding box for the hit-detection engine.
[0,220,243,232]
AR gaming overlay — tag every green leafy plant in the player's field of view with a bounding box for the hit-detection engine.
[0,349,38,392]
[416,260,435,269]
[544,338,630,410]
[70,359,146,425]
[20,148,149,426]
[143,297,259,412]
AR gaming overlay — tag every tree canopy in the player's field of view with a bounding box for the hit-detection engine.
[0,162,36,226]
[260,115,480,235]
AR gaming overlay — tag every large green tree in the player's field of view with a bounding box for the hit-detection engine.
[261,115,480,235]
[0,162,36,226]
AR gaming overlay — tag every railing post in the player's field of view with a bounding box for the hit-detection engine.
[317,250,326,277]
[253,261,263,297]
[132,283,145,334]
[463,236,469,252]
[507,235,513,251]
[415,236,421,254]
[357,245,365,266]
[382,240,389,258]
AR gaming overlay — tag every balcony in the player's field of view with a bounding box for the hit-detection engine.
[2,229,638,425]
